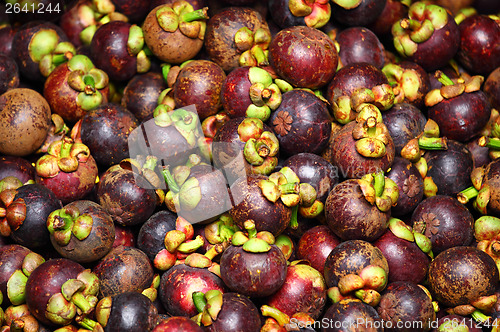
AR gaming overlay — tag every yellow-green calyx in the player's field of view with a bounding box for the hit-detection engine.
[6,252,45,306]
[332,84,395,125]
[47,206,94,246]
[67,55,109,111]
[235,26,272,67]
[192,290,223,326]
[246,67,282,121]
[358,170,399,212]
[425,71,484,107]
[35,138,91,178]
[156,1,208,40]
[351,104,392,158]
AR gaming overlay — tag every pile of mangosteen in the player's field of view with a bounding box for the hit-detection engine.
[0,0,500,331]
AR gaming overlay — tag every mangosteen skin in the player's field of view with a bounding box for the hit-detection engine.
[220,244,287,298]
[0,54,19,94]
[0,88,51,157]
[208,292,261,332]
[428,246,499,308]
[377,281,436,331]
[336,27,385,69]
[0,244,32,306]
[137,210,178,262]
[423,140,474,196]
[269,25,338,89]
[297,225,341,275]
[229,174,291,236]
[373,230,430,284]
[105,292,159,332]
[121,72,168,122]
[0,156,35,184]
[386,157,424,217]
[485,67,500,110]
[324,179,390,242]
[159,264,227,317]
[93,245,155,299]
[80,103,139,168]
[331,0,386,27]
[382,103,427,156]
[321,299,382,332]
[10,184,63,250]
[269,89,332,156]
[411,195,474,254]
[153,316,205,332]
[323,240,389,289]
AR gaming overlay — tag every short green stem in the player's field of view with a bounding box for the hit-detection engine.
[163,167,180,193]
[418,136,447,150]
[480,136,500,150]
[180,8,208,22]
[192,292,207,313]
[260,305,289,326]
[471,310,490,324]
[289,205,299,230]
[280,183,299,195]
[435,70,455,86]
[457,186,479,204]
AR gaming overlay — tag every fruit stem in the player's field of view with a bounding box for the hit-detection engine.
[76,317,99,330]
[260,305,290,327]
[289,205,299,230]
[479,136,500,150]
[244,220,257,239]
[180,7,209,22]
[162,167,180,193]
[457,186,479,204]
[373,171,385,197]
[471,310,490,325]
[192,292,207,313]
[279,183,300,195]
[418,136,448,150]
[435,70,455,86]
[59,138,74,159]
[71,292,92,314]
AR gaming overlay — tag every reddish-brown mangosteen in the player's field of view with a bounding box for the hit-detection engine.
[143,1,209,64]
[331,0,386,27]
[321,299,383,331]
[386,157,424,217]
[47,200,115,263]
[335,27,385,69]
[269,25,337,89]
[484,67,500,110]
[367,0,409,37]
[0,88,51,157]
[204,6,271,72]
[0,156,35,184]
[377,281,436,331]
[153,316,204,332]
[173,60,226,120]
[93,245,154,298]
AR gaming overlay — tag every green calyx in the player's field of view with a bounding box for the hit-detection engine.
[192,290,223,326]
[39,42,76,78]
[67,55,108,111]
[29,29,59,63]
[236,27,271,67]
[358,171,399,212]
[35,138,91,177]
[47,206,94,246]
[156,2,208,39]
[351,104,391,159]
[247,67,282,121]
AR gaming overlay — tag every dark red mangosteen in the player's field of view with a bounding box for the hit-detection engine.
[121,71,167,122]
[192,291,261,332]
[78,103,139,168]
[297,225,340,275]
[268,0,331,29]
[90,20,151,82]
[456,14,500,75]
[367,0,409,38]
[43,54,110,124]
[159,253,227,317]
[35,137,98,204]
[392,2,460,71]
[374,218,432,284]
[143,1,209,64]
[321,299,382,332]
[331,0,387,27]
[0,184,62,250]
[95,292,158,331]
[110,0,152,22]
[219,229,287,298]
[11,21,75,82]
[204,6,271,71]
[269,25,337,89]
[47,200,115,264]
[93,245,155,298]
[172,60,226,121]
[265,261,327,320]
[25,258,100,327]
[0,54,19,95]
[335,27,385,69]
[221,66,283,121]
[0,244,45,307]
[410,195,474,254]
[428,246,498,319]
[269,89,332,156]
[377,281,436,331]
[112,224,136,248]
[323,240,389,307]
[484,67,500,110]
[324,172,398,242]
